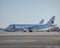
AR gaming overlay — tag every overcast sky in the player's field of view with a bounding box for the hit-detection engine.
[0,0,60,28]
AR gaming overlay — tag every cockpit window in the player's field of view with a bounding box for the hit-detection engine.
[7,25,13,29]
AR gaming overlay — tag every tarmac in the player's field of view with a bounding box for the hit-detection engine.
[0,30,60,48]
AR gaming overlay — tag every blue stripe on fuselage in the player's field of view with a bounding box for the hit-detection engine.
[8,24,47,29]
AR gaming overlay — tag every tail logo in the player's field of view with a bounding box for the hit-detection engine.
[52,21,54,23]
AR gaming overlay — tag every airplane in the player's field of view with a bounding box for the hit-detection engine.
[4,19,44,32]
[4,16,56,32]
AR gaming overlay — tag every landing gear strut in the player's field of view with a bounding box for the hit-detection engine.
[29,28,33,32]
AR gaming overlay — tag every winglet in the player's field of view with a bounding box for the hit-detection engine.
[39,19,44,24]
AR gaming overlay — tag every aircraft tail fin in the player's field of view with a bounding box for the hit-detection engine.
[39,19,44,24]
[47,16,55,25]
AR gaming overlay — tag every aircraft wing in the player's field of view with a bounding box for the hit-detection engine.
[26,24,57,29]
[25,25,40,29]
